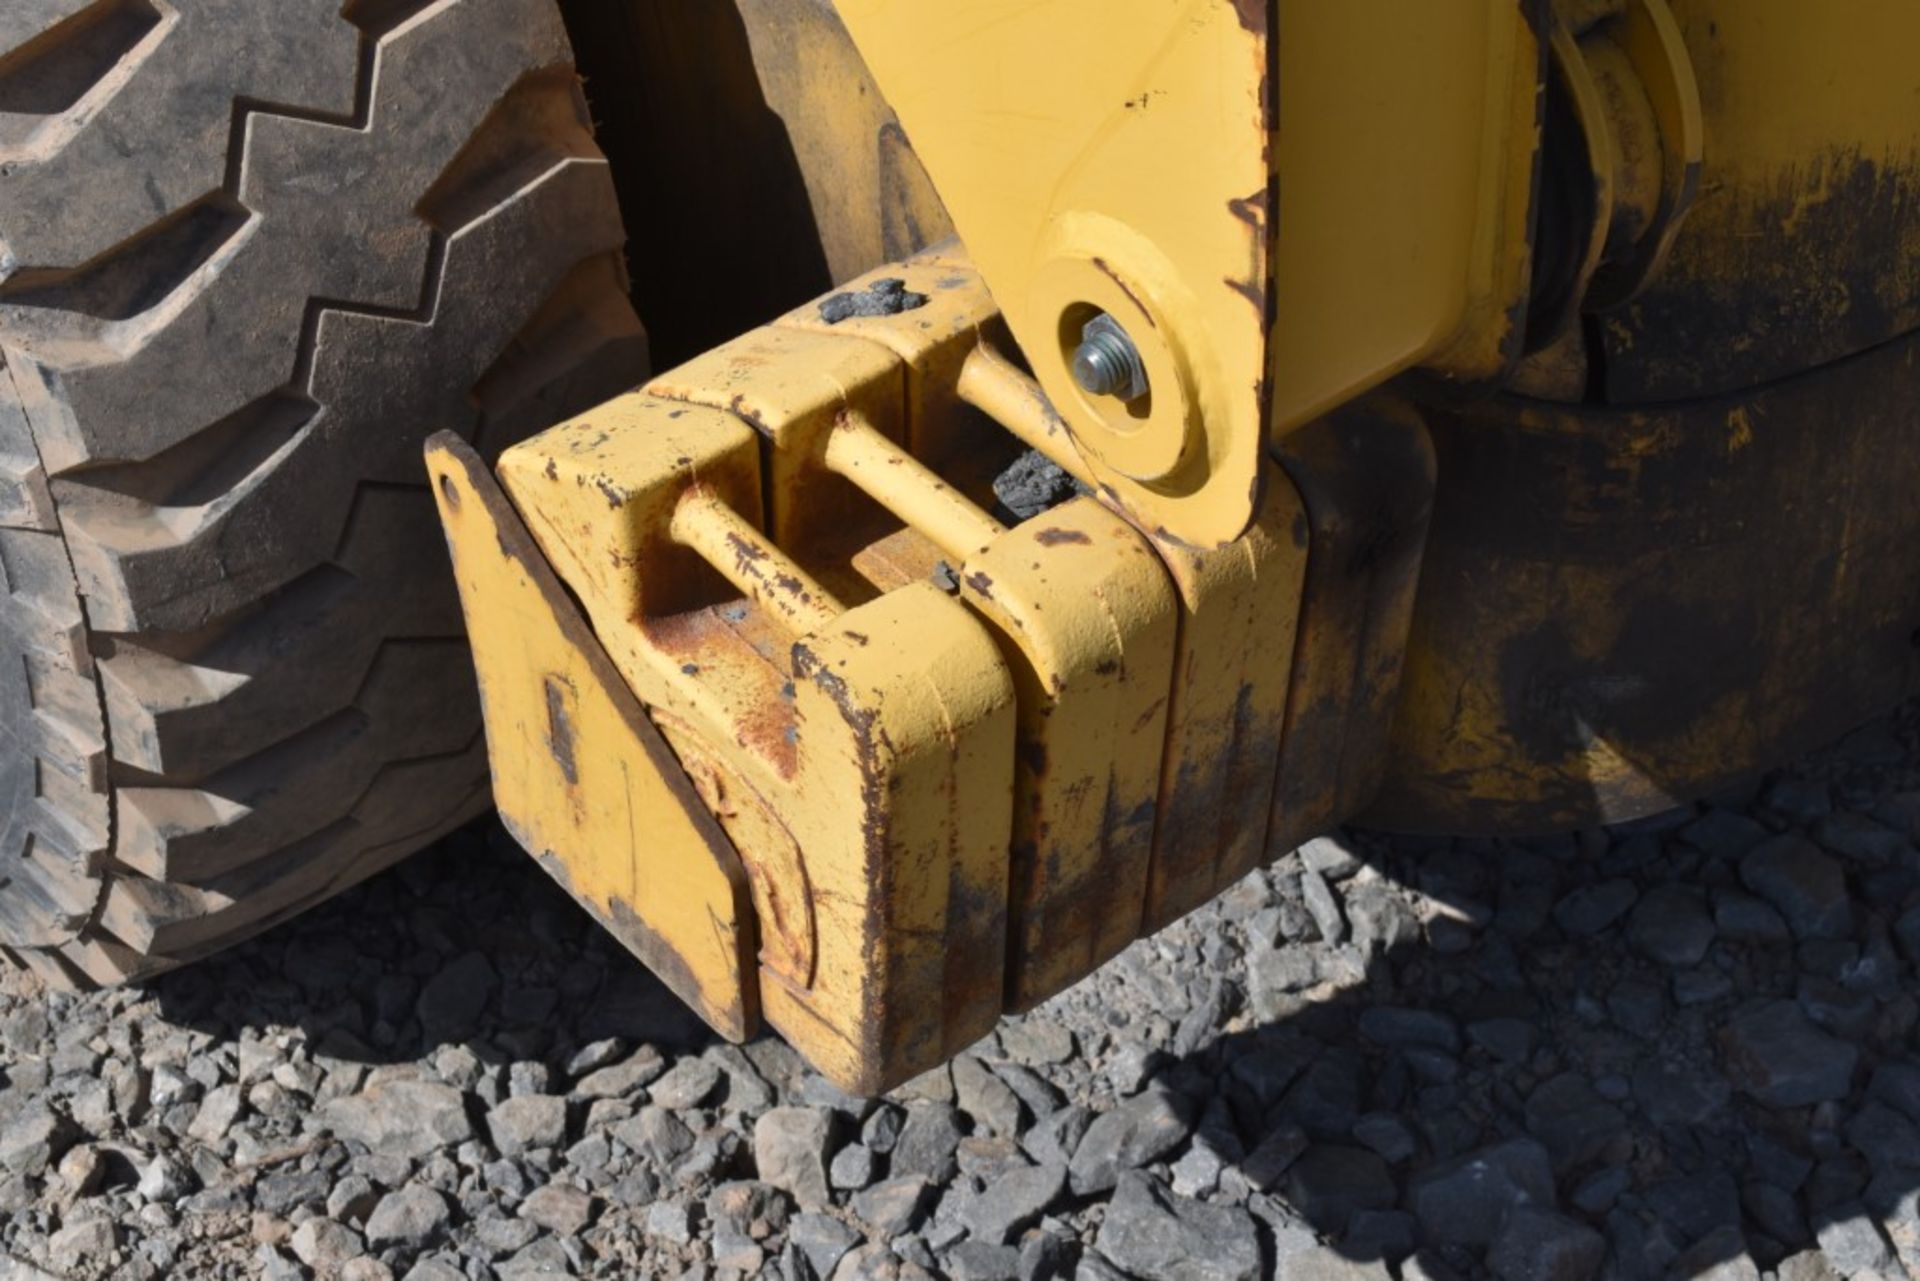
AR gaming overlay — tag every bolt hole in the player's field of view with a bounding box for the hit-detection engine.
[438,472,461,510]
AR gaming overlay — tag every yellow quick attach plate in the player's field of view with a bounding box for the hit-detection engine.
[461,245,1315,1092]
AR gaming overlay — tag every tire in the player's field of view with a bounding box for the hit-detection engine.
[0,0,647,987]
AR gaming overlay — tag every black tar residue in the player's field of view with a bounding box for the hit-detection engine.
[818,278,929,324]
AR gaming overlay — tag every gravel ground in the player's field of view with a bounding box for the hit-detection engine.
[8,705,1920,1281]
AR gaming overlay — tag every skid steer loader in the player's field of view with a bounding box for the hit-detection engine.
[2,0,1916,1094]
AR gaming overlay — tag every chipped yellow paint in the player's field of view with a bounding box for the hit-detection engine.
[650,260,1181,1013]
[957,499,1178,1011]
[1140,463,1309,934]
[495,397,1017,1095]
[460,246,1323,1091]
[424,433,758,1042]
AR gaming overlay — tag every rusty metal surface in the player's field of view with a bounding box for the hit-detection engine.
[494,391,1017,1096]
[1141,463,1308,934]
[453,244,1364,1090]
[1592,0,1920,400]
[1374,331,1920,834]
[424,433,759,1042]
[1268,397,1438,854]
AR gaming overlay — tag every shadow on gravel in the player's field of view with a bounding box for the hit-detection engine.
[152,823,726,1072]
[124,704,1920,1281]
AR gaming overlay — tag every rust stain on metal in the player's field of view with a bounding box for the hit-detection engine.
[964,570,996,599]
[1034,527,1092,546]
[1090,256,1156,327]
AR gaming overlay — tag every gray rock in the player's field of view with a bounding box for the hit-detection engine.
[1867,1060,1920,1124]
[1626,883,1716,966]
[1713,889,1793,944]
[1282,1145,1398,1231]
[893,1101,966,1183]
[1301,869,1347,944]
[417,950,497,1042]
[1407,1138,1555,1247]
[1631,1061,1730,1125]
[1720,1000,1858,1106]
[1068,1086,1195,1195]
[1813,1204,1893,1276]
[1281,1050,1369,1139]
[830,1140,877,1190]
[1000,1018,1077,1066]
[1552,879,1638,936]
[1300,835,1364,881]
[1276,1247,1393,1280]
[136,1152,195,1203]
[1347,881,1420,951]
[611,1105,693,1167]
[945,1240,1022,1281]
[1095,1171,1261,1281]
[1024,1104,1093,1168]
[961,1160,1066,1244]
[1486,1207,1604,1281]
[1241,1121,1309,1190]
[1523,1073,1626,1172]
[1467,1018,1536,1064]
[644,1197,698,1244]
[1741,834,1854,940]
[647,1056,722,1109]
[712,1228,766,1273]
[753,1106,833,1207]
[1742,1179,1808,1246]
[0,1102,75,1176]
[186,1082,245,1143]
[324,1081,474,1161]
[364,1186,451,1249]
[573,1048,664,1100]
[499,1237,575,1277]
[48,1217,118,1261]
[486,1093,567,1157]
[518,1183,594,1236]
[563,1038,626,1076]
[1812,811,1907,864]
[1571,1167,1630,1215]
[1357,1007,1459,1053]
[954,1055,1024,1138]
[256,1167,332,1216]
[1645,1170,1740,1241]
[1344,1209,1416,1263]
[1776,1251,1841,1281]
[290,1218,366,1271]
[851,1175,931,1235]
[993,1062,1064,1123]
[791,1211,861,1278]
[1351,1113,1417,1165]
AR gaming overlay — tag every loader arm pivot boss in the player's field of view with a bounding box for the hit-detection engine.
[432,0,1920,1093]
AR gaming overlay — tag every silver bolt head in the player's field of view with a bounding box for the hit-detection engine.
[1071,313,1148,403]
